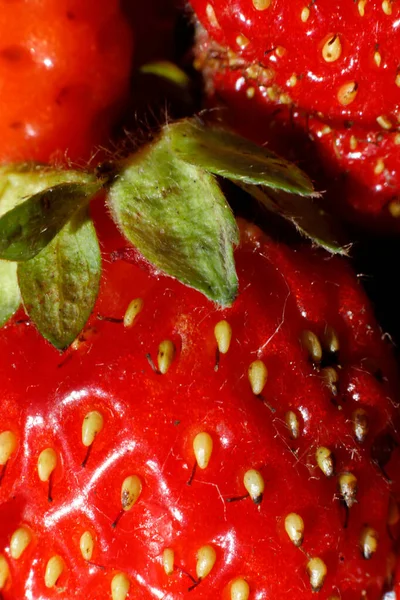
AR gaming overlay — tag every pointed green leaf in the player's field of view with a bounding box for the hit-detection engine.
[18,211,101,349]
[0,260,21,326]
[240,183,351,255]
[166,118,316,197]
[0,180,101,261]
[108,136,239,306]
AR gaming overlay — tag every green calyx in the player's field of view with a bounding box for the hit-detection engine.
[0,117,348,349]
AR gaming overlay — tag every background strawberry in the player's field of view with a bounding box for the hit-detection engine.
[1,209,400,599]
[0,0,133,165]
[190,3,400,231]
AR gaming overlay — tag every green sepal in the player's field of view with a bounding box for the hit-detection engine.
[0,165,101,261]
[18,210,101,349]
[108,135,239,306]
[0,261,21,326]
[240,183,350,255]
[166,118,317,197]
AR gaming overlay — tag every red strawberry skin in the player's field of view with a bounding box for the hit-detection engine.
[192,23,400,230]
[0,1,133,165]
[190,0,400,127]
[1,208,400,598]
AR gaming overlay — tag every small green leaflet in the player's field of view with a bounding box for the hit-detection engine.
[140,61,191,88]
[166,118,317,197]
[108,136,239,306]
[239,183,350,255]
[18,210,101,349]
[0,180,101,262]
[0,261,21,326]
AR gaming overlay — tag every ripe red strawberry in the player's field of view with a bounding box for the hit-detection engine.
[1,210,400,599]
[190,0,400,126]
[190,3,400,230]
[0,0,133,165]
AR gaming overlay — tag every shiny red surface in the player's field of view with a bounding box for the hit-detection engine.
[0,0,133,165]
[191,0,400,128]
[0,210,399,598]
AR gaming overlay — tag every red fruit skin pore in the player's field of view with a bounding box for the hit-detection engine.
[0,0,133,165]
[0,208,399,598]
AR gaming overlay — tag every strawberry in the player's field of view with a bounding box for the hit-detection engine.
[190,0,400,126]
[0,0,133,165]
[0,117,399,599]
[190,3,400,230]
[1,210,400,599]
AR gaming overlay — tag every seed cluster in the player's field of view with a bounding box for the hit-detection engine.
[0,308,397,597]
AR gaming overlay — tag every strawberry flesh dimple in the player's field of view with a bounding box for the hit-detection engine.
[0,211,400,598]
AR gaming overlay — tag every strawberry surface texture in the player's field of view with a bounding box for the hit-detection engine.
[0,0,133,165]
[190,0,400,230]
[0,210,400,599]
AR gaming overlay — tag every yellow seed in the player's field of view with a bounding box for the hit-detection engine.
[321,367,339,393]
[388,495,400,526]
[246,86,255,99]
[252,0,271,9]
[0,431,17,465]
[121,475,142,511]
[236,34,250,49]
[230,577,250,600]
[275,46,286,58]
[279,93,292,105]
[382,0,392,15]
[284,513,305,547]
[374,159,385,175]
[358,0,367,16]
[248,360,268,395]
[193,432,213,470]
[206,3,220,27]
[0,555,10,589]
[338,472,358,508]
[266,86,278,101]
[322,35,342,63]
[319,125,332,136]
[316,447,335,478]
[123,298,143,328]
[374,51,382,67]
[80,531,94,561]
[37,448,57,482]
[300,330,322,363]
[360,526,378,559]
[196,545,217,580]
[395,72,400,87]
[214,320,232,354]
[111,573,130,600]
[162,548,174,575]
[285,410,301,439]
[82,411,104,447]
[157,340,176,374]
[350,135,358,150]
[10,527,32,559]
[352,408,369,443]
[377,115,392,130]
[322,325,340,354]
[244,469,265,504]
[388,199,400,217]
[337,81,358,106]
[307,557,327,592]
[44,555,64,588]
[301,6,310,22]
[287,74,298,87]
